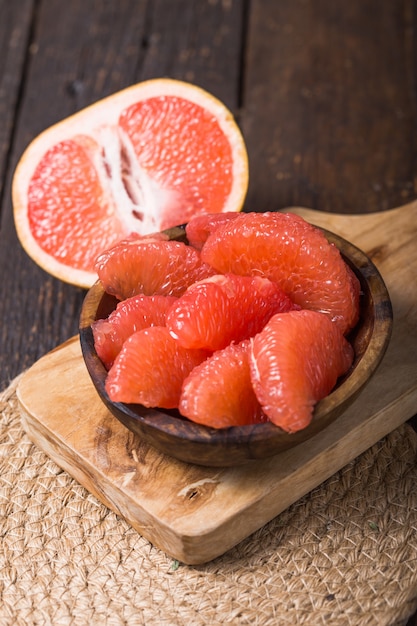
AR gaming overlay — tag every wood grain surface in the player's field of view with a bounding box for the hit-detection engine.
[17,204,417,564]
[1,1,417,388]
[1,0,417,620]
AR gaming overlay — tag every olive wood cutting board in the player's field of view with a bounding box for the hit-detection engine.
[17,204,417,565]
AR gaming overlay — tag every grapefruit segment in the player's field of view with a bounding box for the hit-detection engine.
[185,211,241,250]
[27,137,127,274]
[95,237,216,300]
[250,310,354,433]
[119,97,235,228]
[105,326,208,408]
[166,273,297,351]
[179,339,267,428]
[92,294,177,369]
[13,79,248,288]
[200,211,360,334]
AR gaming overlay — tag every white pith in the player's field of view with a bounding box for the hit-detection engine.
[91,124,179,235]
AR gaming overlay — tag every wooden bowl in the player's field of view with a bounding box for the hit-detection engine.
[79,225,393,467]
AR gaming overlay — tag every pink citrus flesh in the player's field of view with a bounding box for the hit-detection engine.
[185,212,241,250]
[166,273,297,351]
[105,326,209,409]
[92,294,177,369]
[179,339,267,428]
[250,309,354,433]
[200,211,360,334]
[95,237,215,300]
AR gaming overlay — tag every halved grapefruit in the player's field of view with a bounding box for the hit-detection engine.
[12,79,248,288]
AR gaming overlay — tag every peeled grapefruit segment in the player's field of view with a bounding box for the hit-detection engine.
[105,326,208,408]
[13,79,248,288]
[166,273,297,351]
[27,137,128,274]
[250,310,354,433]
[179,339,266,428]
[95,237,215,300]
[185,211,241,250]
[92,294,177,370]
[200,211,360,334]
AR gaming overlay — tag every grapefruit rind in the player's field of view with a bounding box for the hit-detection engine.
[12,78,249,288]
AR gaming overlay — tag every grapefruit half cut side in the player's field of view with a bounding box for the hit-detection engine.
[12,79,249,288]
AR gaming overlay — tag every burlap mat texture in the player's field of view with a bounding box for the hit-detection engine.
[1,376,417,626]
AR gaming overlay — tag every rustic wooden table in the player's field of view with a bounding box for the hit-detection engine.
[1,1,416,622]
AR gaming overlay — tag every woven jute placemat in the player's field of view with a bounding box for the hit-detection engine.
[1,375,417,626]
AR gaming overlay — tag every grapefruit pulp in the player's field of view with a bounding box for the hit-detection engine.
[250,310,354,433]
[200,211,360,334]
[185,211,241,250]
[179,339,267,428]
[95,237,215,301]
[105,326,209,409]
[13,79,248,288]
[92,294,177,370]
[166,273,297,351]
